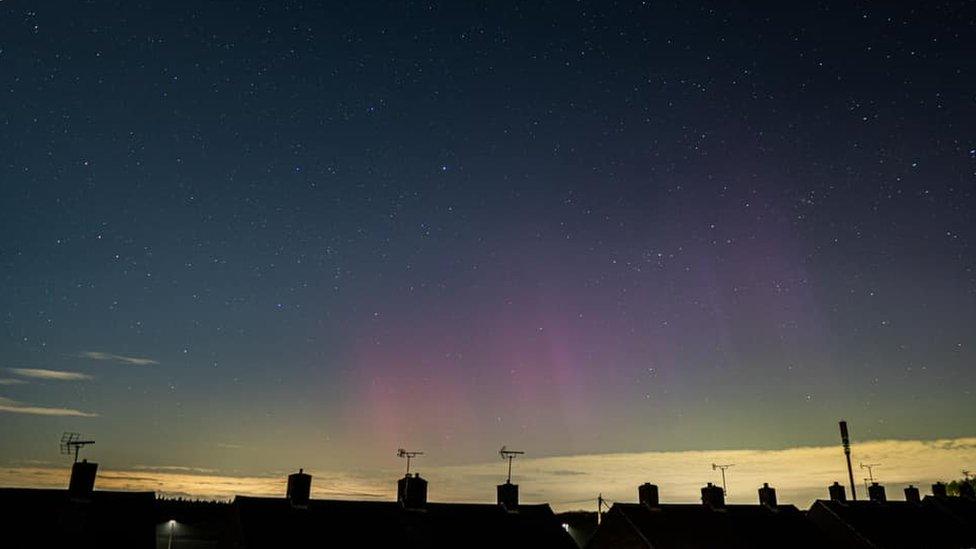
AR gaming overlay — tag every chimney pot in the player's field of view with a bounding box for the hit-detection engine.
[398,473,428,508]
[638,483,659,507]
[701,482,725,508]
[758,483,777,507]
[829,481,847,502]
[904,485,920,503]
[286,469,312,507]
[68,460,98,499]
[868,482,886,502]
[497,482,519,509]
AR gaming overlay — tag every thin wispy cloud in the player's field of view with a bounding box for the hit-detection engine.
[0,397,98,417]
[132,464,219,474]
[9,368,92,381]
[0,378,27,385]
[216,442,244,449]
[79,351,159,366]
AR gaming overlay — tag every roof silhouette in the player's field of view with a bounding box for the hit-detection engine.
[587,502,832,549]
[232,495,578,549]
[808,498,975,549]
[0,487,155,549]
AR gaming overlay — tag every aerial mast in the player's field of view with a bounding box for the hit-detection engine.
[711,463,734,496]
[499,446,525,483]
[839,420,857,501]
[396,448,423,475]
[60,432,95,463]
[860,462,881,490]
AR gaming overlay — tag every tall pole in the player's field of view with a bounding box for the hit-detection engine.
[506,455,513,483]
[839,420,857,501]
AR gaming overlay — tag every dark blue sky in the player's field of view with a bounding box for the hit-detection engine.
[0,1,973,475]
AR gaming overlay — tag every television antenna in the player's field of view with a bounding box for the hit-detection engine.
[60,432,95,463]
[860,462,881,482]
[397,448,423,475]
[499,446,525,483]
[712,463,734,495]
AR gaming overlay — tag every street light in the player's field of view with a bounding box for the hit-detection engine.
[167,519,176,549]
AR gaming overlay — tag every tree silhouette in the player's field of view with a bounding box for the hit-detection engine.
[946,476,976,497]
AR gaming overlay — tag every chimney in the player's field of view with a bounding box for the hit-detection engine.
[397,473,428,509]
[701,482,725,508]
[931,482,947,498]
[828,481,847,502]
[68,459,98,499]
[904,485,920,503]
[638,483,659,507]
[960,481,975,500]
[497,482,519,510]
[758,483,777,507]
[867,482,886,502]
[286,468,311,507]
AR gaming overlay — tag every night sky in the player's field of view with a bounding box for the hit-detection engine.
[1,1,974,490]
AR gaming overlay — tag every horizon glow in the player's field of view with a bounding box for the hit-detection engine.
[2,437,973,512]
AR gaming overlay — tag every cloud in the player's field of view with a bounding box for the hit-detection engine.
[548,469,588,476]
[9,368,92,381]
[0,378,27,385]
[132,464,219,474]
[0,397,97,417]
[925,439,976,451]
[427,437,976,510]
[78,351,159,366]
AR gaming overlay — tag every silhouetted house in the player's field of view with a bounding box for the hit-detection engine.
[229,471,577,549]
[807,492,976,549]
[0,460,155,548]
[586,483,831,549]
[924,492,976,531]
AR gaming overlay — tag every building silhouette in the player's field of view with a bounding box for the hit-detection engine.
[586,482,831,549]
[229,470,577,549]
[807,484,976,549]
[0,459,155,549]
[585,481,976,549]
[2,459,976,548]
